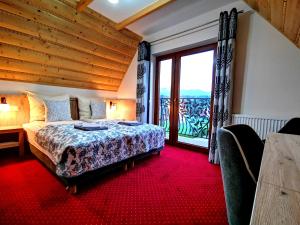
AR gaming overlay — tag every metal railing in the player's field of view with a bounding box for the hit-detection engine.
[159,97,210,139]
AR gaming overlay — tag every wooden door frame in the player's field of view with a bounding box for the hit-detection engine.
[154,53,175,145]
[154,43,217,153]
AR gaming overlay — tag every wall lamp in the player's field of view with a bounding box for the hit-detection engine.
[110,101,117,112]
[0,97,10,112]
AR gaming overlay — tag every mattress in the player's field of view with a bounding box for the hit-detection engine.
[24,120,165,178]
[23,120,82,164]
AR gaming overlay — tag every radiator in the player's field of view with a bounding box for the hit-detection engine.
[231,114,288,139]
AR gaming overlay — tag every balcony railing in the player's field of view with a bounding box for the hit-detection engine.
[159,97,211,139]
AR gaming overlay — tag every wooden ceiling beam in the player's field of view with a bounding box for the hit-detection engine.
[115,0,175,30]
[76,0,94,12]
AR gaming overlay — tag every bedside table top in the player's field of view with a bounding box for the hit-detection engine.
[0,126,23,133]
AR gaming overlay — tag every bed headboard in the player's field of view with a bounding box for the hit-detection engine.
[70,97,79,120]
[1,96,135,124]
[0,95,80,126]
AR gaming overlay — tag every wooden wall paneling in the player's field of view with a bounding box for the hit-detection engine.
[0,0,142,91]
[0,43,124,79]
[257,0,271,21]
[61,0,142,42]
[0,11,132,64]
[245,0,258,9]
[106,99,136,121]
[0,28,128,72]
[19,0,141,47]
[284,0,300,44]
[0,57,122,87]
[0,0,136,57]
[0,70,119,91]
[116,99,137,121]
[0,95,29,126]
[244,0,300,48]
[270,0,285,31]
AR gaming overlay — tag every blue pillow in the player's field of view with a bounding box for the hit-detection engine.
[44,99,72,122]
[91,101,106,119]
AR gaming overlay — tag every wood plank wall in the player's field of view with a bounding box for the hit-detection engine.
[0,0,142,91]
[106,99,136,121]
[244,0,300,48]
[0,95,29,126]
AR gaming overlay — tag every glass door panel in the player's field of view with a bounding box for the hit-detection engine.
[177,50,214,147]
[158,59,172,140]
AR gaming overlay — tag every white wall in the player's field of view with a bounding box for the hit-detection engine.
[116,1,251,103]
[146,1,250,55]
[139,0,300,121]
[116,0,300,121]
[0,80,117,98]
[117,52,137,99]
[143,1,251,123]
[233,12,300,119]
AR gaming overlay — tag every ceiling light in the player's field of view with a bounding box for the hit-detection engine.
[108,0,119,4]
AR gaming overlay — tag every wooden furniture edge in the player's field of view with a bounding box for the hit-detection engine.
[0,126,24,156]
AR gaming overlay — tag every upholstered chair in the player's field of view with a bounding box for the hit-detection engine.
[217,124,264,225]
[278,118,300,135]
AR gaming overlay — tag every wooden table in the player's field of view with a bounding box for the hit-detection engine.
[250,133,300,225]
[0,126,24,157]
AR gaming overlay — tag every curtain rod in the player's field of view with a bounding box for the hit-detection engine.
[150,10,245,45]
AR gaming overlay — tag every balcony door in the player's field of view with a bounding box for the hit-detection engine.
[154,44,216,152]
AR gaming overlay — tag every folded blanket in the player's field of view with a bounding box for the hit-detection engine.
[74,124,108,131]
[118,121,143,126]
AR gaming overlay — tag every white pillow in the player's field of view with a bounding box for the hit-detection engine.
[43,98,72,122]
[78,97,91,120]
[26,92,45,122]
[26,91,70,122]
[91,100,106,119]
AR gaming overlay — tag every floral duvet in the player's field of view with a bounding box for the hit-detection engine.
[35,120,165,177]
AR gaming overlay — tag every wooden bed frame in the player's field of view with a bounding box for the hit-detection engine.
[27,97,162,194]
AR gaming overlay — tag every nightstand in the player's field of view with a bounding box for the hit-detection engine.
[0,126,24,157]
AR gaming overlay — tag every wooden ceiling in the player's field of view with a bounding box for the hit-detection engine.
[0,0,142,91]
[244,0,300,48]
[115,0,176,30]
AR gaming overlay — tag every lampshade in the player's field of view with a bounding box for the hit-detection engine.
[0,97,10,112]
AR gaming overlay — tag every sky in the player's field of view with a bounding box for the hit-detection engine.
[159,50,214,93]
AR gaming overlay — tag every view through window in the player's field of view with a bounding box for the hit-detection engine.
[157,45,215,149]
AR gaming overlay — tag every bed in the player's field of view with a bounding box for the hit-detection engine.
[23,98,165,193]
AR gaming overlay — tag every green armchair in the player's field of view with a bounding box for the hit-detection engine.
[217,124,264,225]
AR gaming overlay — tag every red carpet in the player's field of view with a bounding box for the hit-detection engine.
[0,145,228,225]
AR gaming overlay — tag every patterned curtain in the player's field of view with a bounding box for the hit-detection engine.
[209,8,238,164]
[136,41,151,123]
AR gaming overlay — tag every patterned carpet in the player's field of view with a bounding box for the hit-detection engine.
[0,145,228,225]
